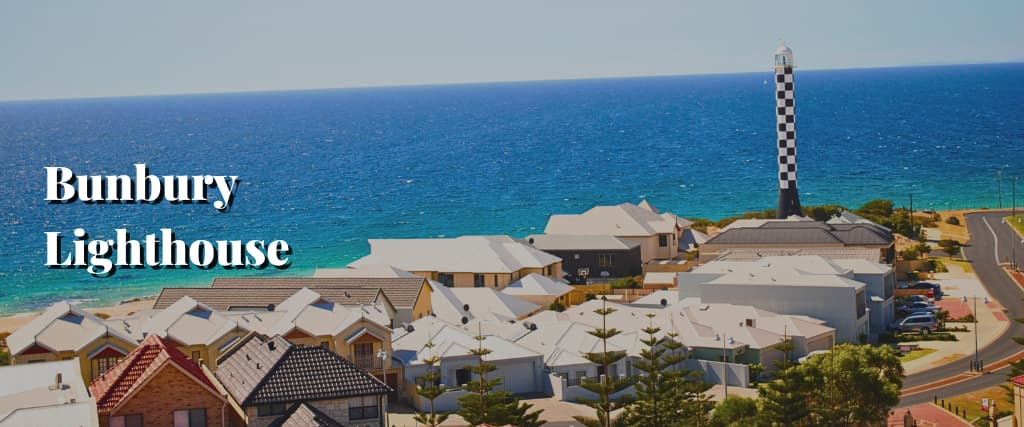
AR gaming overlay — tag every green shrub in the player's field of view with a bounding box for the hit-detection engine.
[610,277,640,289]
[945,216,960,226]
[549,300,566,312]
[584,292,596,301]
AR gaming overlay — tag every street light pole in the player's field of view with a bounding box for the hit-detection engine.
[973,295,979,371]
[997,170,1003,209]
[721,336,729,398]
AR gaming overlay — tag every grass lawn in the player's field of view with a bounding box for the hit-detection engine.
[943,384,1013,422]
[1006,215,1024,239]
[941,258,974,273]
[898,347,937,363]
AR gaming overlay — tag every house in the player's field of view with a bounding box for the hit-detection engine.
[524,234,643,282]
[827,210,891,232]
[700,221,895,264]
[681,256,875,342]
[6,301,137,384]
[390,317,545,411]
[501,273,574,307]
[430,282,542,324]
[215,334,391,427]
[88,334,235,427]
[349,235,563,289]
[543,201,690,263]
[0,359,99,426]
[642,272,677,289]
[141,296,253,370]
[154,287,397,322]
[313,265,420,279]
[209,277,432,324]
[267,403,345,427]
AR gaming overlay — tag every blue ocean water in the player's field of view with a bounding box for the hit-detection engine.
[1,63,1022,314]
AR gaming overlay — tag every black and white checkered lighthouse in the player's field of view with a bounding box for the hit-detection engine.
[773,42,803,219]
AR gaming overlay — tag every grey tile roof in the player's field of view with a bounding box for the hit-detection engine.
[211,277,427,309]
[215,334,390,406]
[154,287,384,311]
[706,222,892,246]
[268,402,345,427]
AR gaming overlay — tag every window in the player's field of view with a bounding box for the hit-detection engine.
[659,235,668,247]
[353,342,378,369]
[191,351,201,361]
[438,273,454,287]
[92,356,122,378]
[110,414,143,427]
[573,370,587,386]
[173,408,207,427]
[257,403,287,417]
[545,266,551,276]
[598,253,614,267]
[856,291,867,318]
[349,395,380,420]
[473,274,485,287]
[320,340,330,348]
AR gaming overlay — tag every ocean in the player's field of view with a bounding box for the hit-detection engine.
[1,63,1022,314]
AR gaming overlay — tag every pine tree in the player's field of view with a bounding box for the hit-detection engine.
[1003,316,1024,402]
[572,298,635,427]
[757,337,810,426]
[413,340,449,427]
[456,325,545,427]
[623,314,685,427]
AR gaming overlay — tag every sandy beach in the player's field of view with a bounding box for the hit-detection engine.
[0,297,155,335]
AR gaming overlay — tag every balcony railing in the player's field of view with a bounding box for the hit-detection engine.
[354,355,383,370]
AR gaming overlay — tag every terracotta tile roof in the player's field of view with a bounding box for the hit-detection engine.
[154,287,385,310]
[210,277,428,309]
[89,334,220,414]
[1013,375,1024,387]
[215,334,390,406]
[268,402,344,427]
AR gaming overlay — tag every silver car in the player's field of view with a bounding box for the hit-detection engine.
[892,315,939,334]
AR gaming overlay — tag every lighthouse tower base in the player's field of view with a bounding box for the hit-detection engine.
[777,187,803,219]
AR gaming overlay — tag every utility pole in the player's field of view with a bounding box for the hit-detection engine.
[973,295,979,371]
[909,193,914,235]
[721,336,728,398]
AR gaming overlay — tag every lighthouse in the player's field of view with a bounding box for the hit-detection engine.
[773,42,803,219]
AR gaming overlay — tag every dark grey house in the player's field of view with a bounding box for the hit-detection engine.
[215,334,392,427]
[700,221,895,264]
[525,234,642,283]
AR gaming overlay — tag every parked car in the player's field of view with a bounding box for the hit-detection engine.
[902,295,934,304]
[899,301,940,314]
[890,315,940,334]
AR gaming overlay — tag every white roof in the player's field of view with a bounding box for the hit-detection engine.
[515,298,833,366]
[721,216,814,231]
[831,258,893,275]
[6,302,136,356]
[0,360,98,426]
[143,297,249,347]
[502,273,573,297]
[350,235,560,273]
[643,272,677,286]
[258,288,391,337]
[430,283,541,324]
[631,290,679,306]
[544,202,682,237]
[525,234,639,251]
[313,265,419,278]
[391,317,541,366]
[827,210,891,232]
[692,256,867,290]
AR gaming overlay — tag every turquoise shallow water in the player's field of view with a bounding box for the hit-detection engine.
[1,63,1022,314]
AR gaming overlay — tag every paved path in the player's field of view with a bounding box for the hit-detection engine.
[889,403,970,426]
[901,211,1024,405]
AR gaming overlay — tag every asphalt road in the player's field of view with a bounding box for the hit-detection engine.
[899,211,1024,405]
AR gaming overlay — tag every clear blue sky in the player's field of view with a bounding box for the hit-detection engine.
[2,1,1022,101]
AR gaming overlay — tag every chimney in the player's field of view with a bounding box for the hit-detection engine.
[49,373,64,391]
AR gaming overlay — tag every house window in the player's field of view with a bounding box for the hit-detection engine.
[349,395,380,420]
[473,274,485,287]
[493,275,498,288]
[573,370,587,386]
[598,254,614,267]
[92,356,122,378]
[455,368,472,386]
[438,273,454,287]
[545,266,551,276]
[257,403,287,417]
[353,342,378,369]
[191,351,201,361]
[110,414,143,427]
[659,235,668,247]
[173,408,207,427]
[320,340,330,348]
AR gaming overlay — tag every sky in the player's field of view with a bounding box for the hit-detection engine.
[2,1,1022,101]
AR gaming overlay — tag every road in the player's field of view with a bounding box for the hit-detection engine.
[899,211,1024,405]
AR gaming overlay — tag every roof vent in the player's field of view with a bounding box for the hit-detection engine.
[406,324,415,333]
[463,304,470,312]
[461,316,469,325]
[268,341,276,351]
[528,238,535,244]
[524,321,537,331]
[256,363,261,369]
[660,299,668,307]
[267,304,275,312]
[345,292,351,298]
[48,373,64,391]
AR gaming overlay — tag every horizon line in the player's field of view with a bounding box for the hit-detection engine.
[3,59,1022,104]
